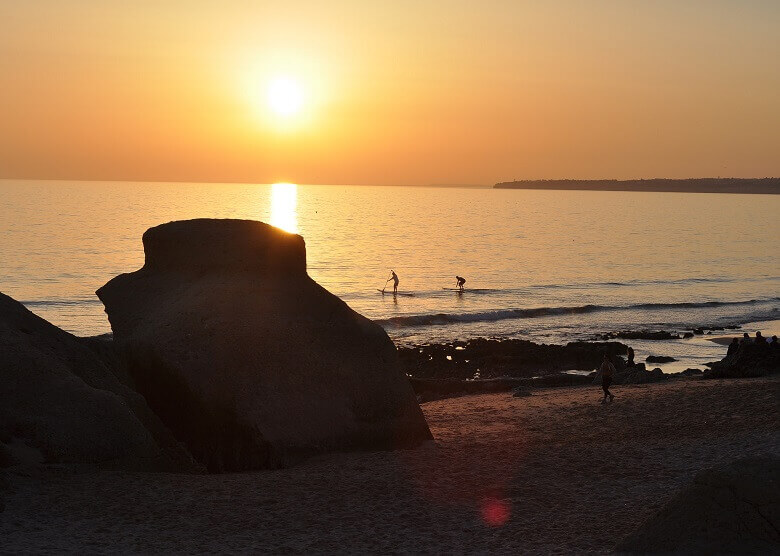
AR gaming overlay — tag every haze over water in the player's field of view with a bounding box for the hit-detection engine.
[2,179,778,366]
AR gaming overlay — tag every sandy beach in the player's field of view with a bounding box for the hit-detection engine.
[3,377,778,554]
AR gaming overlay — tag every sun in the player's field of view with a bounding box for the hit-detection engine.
[267,76,303,117]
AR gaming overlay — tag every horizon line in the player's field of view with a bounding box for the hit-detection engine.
[2,175,778,188]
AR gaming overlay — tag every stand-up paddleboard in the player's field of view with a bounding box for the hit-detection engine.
[377,289,415,297]
[442,287,465,292]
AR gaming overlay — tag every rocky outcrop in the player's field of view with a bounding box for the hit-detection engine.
[602,330,681,341]
[409,373,594,402]
[593,362,667,385]
[97,219,431,472]
[398,338,628,380]
[705,344,780,378]
[0,292,193,471]
[616,456,780,554]
[410,377,526,402]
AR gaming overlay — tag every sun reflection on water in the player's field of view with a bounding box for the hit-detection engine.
[269,182,298,233]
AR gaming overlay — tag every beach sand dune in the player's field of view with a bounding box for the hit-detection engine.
[3,378,778,554]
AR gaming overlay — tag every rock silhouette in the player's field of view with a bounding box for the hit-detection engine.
[0,292,192,471]
[616,456,780,553]
[705,343,780,378]
[97,219,432,472]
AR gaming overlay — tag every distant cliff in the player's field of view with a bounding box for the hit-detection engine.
[494,178,780,194]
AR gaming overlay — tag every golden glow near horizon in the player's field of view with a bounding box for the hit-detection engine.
[269,183,298,233]
[1,2,779,183]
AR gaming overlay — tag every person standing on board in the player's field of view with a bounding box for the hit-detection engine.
[455,275,466,291]
[389,270,399,294]
[599,353,616,404]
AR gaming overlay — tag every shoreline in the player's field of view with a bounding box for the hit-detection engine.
[3,378,778,553]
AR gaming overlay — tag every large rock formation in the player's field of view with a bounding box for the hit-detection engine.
[97,219,432,471]
[705,343,780,379]
[0,292,193,471]
[616,456,780,554]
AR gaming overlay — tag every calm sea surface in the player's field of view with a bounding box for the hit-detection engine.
[1,180,778,370]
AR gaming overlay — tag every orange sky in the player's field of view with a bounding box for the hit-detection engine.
[1,1,778,185]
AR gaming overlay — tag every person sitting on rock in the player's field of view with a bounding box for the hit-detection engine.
[755,331,767,345]
[455,275,466,291]
[771,335,778,348]
[727,337,740,357]
[626,346,635,367]
[740,332,752,345]
[599,353,616,404]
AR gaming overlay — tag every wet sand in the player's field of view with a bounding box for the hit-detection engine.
[3,377,779,554]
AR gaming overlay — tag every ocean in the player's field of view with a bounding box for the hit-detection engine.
[1,179,778,371]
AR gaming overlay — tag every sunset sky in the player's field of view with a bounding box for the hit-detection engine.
[1,1,778,185]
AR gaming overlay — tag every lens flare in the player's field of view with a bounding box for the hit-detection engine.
[480,496,511,527]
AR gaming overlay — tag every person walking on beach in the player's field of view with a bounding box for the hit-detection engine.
[455,275,466,291]
[389,270,399,294]
[600,353,615,404]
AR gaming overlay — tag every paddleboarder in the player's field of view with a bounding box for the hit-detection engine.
[389,270,399,294]
[455,275,466,291]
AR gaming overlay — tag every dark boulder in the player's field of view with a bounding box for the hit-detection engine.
[705,343,780,379]
[593,364,666,385]
[616,456,780,554]
[512,387,532,397]
[679,368,703,376]
[0,292,193,471]
[97,219,431,472]
[645,355,677,363]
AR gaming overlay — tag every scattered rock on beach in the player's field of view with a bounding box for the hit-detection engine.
[616,456,780,554]
[0,292,191,471]
[97,219,432,472]
[593,363,666,385]
[679,368,703,376]
[645,355,677,363]
[603,330,681,341]
[398,338,628,380]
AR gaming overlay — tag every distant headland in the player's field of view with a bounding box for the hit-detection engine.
[494,178,780,194]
